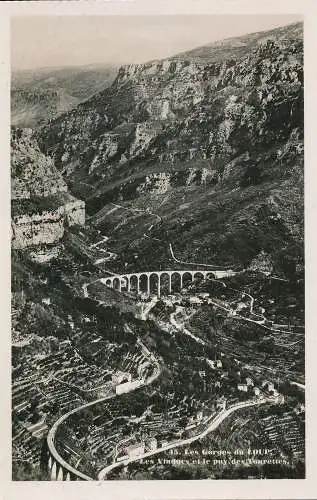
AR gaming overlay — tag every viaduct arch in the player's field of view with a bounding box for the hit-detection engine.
[46,268,235,480]
[101,269,235,298]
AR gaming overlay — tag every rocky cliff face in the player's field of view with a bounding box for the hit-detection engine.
[11,128,68,200]
[38,22,303,274]
[11,129,85,252]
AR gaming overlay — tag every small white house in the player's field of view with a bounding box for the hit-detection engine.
[216,397,227,410]
[207,359,222,370]
[197,411,204,421]
[237,384,248,392]
[207,359,215,369]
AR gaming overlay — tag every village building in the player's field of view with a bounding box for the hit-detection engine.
[237,383,248,392]
[112,371,132,385]
[216,397,227,410]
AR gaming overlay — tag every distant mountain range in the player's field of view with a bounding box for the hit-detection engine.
[11,64,119,128]
[33,22,304,276]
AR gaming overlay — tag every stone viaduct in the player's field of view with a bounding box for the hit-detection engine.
[46,268,236,480]
[101,269,235,298]
[47,454,91,481]
[47,404,93,481]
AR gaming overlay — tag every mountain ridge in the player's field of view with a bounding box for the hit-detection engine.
[169,21,302,63]
[37,21,304,276]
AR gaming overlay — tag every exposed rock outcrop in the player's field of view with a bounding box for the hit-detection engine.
[11,129,85,251]
[37,22,303,274]
[11,128,68,200]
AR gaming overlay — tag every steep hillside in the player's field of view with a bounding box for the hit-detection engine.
[11,127,68,199]
[11,64,118,129]
[11,128,85,252]
[37,22,303,276]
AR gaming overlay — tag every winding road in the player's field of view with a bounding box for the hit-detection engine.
[97,395,280,480]
[50,266,290,481]
[47,336,161,481]
[47,203,303,480]
[169,243,233,270]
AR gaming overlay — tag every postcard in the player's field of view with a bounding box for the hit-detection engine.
[2,0,317,499]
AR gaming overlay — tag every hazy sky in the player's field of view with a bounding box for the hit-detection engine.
[11,15,302,70]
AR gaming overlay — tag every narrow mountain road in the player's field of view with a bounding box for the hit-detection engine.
[97,395,280,480]
[47,336,161,481]
[169,243,233,270]
[290,380,305,390]
[110,202,162,230]
[74,211,303,481]
[167,245,302,334]
[89,235,110,249]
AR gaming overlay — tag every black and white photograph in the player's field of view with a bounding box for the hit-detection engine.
[10,11,305,484]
